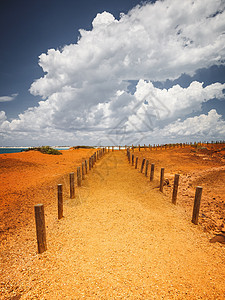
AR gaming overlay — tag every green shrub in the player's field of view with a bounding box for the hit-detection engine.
[72,146,94,149]
[24,146,62,155]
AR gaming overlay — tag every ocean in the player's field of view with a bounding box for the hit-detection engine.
[0,147,70,154]
[0,148,28,154]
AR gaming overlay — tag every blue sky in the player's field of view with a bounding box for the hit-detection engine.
[0,0,225,146]
[0,0,144,119]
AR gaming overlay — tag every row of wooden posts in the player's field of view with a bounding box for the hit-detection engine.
[126,148,203,227]
[34,145,204,253]
[34,148,107,254]
[125,142,211,152]
[104,141,225,152]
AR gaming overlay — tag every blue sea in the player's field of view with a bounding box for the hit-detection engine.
[0,147,70,154]
[0,148,28,154]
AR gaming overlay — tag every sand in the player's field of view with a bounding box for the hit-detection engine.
[131,145,225,234]
[0,147,224,299]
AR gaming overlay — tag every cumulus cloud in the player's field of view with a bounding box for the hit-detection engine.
[131,80,225,125]
[1,79,225,145]
[30,0,225,99]
[0,93,18,102]
[0,111,7,123]
[148,109,225,142]
[1,0,225,145]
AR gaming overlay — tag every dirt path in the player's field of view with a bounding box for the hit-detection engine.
[1,151,225,299]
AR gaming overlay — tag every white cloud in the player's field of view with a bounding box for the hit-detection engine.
[30,0,225,99]
[131,80,225,125]
[1,80,224,145]
[1,0,225,145]
[92,11,117,28]
[0,93,18,102]
[0,111,7,123]
[148,109,225,142]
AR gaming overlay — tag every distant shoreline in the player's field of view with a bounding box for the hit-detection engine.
[0,146,71,148]
[0,146,71,155]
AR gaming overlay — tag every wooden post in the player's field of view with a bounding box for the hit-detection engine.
[82,162,85,179]
[150,163,155,181]
[70,172,75,198]
[135,157,138,169]
[145,160,149,176]
[172,174,180,205]
[119,146,120,151]
[128,151,130,163]
[160,168,164,192]
[34,204,47,254]
[58,184,63,219]
[192,186,203,225]
[89,157,92,170]
[77,167,81,187]
[85,160,88,174]
[140,158,145,173]
[139,144,140,151]
[132,154,134,166]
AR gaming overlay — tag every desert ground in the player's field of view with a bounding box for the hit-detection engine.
[0,145,224,299]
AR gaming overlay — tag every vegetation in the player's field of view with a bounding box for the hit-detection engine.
[72,146,95,149]
[24,146,62,155]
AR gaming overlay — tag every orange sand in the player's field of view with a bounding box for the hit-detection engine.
[132,145,225,234]
[0,147,224,299]
[0,148,96,239]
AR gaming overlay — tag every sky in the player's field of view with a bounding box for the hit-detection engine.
[0,0,225,147]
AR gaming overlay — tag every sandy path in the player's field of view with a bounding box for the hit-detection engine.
[1,151,225,299]
[128,147,225,234]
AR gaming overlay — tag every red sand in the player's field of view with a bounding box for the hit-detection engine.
[0,148,96,240]
[0,146,224,299]
[133,144,225,234]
